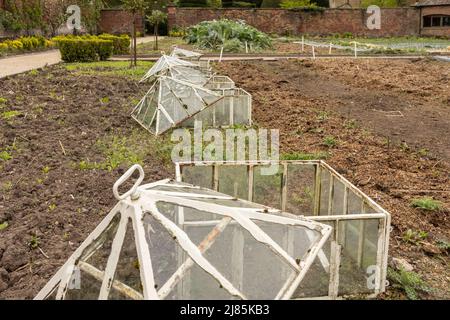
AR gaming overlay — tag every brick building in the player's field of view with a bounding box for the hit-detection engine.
[99,9,144,35]
[414,0,450,36]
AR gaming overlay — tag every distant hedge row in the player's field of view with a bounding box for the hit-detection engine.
[0,36,54,56]
[52,34,130,63]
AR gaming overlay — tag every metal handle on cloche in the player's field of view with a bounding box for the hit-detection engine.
[113,164,145,201]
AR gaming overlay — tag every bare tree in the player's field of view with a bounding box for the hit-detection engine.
[146,10,167,51]
[42,0,69,36]
[122,0,148,67]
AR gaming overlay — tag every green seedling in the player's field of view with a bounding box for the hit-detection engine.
[411,197,443,211]
[2,110,22,120]
[387,267,431,300]
[0,151,12,161]
[0,221,8,231]
[323,136,337,148]
[29,235,40,249]
[402,229,428,245]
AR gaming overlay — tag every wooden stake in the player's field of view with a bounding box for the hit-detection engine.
[219,47,224,63]
[59,140,66,156]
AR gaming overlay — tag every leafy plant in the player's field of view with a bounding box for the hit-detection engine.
[0,150,12,161]
[0,221,8,231]
[100,96,110,104]
[4,0,44,33]
[344,119,357,129]
[185,19,272,52]
[387,267,431,300]
[76,133,150,171]
[1,110,22,120]
[436,239,450,252]
[316,110,328,121]
[0,8,18,31]
[361,0,400,8]
[281,151,329,160]
[2,181,13,192]
[169,26,186,37]
[402,229,428,245]
[42,166,50,174]
[178,0,209,7]
[280,0,318,9]
[48,203,57,211]
[29,235,40,249]
[411,197,443,211]
[323,136,337,148]
[417,148,429,157]
[400,142,410,152]
[0,35,53,57]
[222,38,243,52]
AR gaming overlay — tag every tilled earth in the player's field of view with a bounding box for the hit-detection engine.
[0,67,171,299]
[216,58,449,299]
[0,58,449,299]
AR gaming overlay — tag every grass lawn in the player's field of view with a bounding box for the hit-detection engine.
[136,37,188,55]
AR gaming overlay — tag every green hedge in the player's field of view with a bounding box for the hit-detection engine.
[53,34,130,56]
[55,39,113,62]
[98,34,130,55]
[178,0,208,7]
[0,36,54,56]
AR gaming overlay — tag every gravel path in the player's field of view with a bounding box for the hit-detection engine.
[0,50,61,78]
[0,37,162,78]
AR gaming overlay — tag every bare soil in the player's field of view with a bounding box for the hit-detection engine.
[0,67,171,299]
[0,57,448,300]
[215,58,450,299]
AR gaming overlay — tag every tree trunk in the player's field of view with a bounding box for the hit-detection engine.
[153,24,158,51]
[133,12,137,67]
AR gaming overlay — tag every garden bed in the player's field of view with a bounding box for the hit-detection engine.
[0,57,448,300]
[135,36,449,56]
[215,57,449,299]
[0,61,172,298]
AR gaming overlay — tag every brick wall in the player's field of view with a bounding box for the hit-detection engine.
[420,5,450,37]
[99,9,144,35]
[167,7,421,37]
